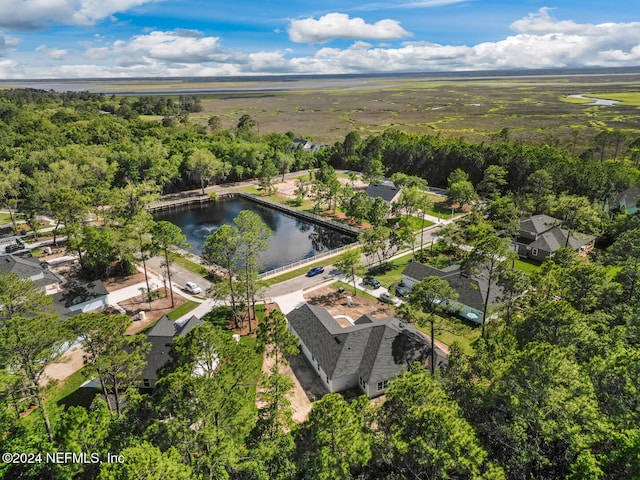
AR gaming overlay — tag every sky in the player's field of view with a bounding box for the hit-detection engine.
[0,0,639,79]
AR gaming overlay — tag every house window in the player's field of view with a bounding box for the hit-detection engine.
[143,379,151,387]
[377,380,389,391]
[359,376,366,389]
[531,248,539,256]
[326,375,330,384]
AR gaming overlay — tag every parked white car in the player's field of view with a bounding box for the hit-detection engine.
[184,281,202,294]
[379,292,400,305]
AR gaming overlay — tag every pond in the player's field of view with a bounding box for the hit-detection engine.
[153,196,356,272]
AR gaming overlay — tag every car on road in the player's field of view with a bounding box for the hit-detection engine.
[305,266,325,277]
[363,276,381,289]
[184,281,202,294]
[5,243,22,253]
[379,292,400,305]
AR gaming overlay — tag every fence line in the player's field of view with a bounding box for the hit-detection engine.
[236,192,362,236]
[149,194,211,212]
[259,242,360,279]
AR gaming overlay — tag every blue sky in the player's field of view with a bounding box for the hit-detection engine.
[0,0,638,78]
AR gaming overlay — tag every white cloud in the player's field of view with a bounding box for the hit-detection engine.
[36,45,67,60]
[2,9,640,78]
[85,30,247,67]
[511,7,599,36]
[0,31,20,53]
[288,13,412,44]
[0,0,160,30]
[0,58,21,77]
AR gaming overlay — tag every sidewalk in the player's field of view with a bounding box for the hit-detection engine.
[106,278,162,305]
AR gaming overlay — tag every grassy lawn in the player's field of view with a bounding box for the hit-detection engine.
[0,212,16,224]
[170,253,209,277]
[167,300,200,320]
[366,252,414,289]
[416,316,481,355]
[239,185,262,195]
[388,214,435,233]
[424,201,457,219]
[22,368,93,430]
[513,257,541,274]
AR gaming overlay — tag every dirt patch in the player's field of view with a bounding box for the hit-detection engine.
[304,286,397,321]
[273,175,368,200]
[122,289,188,334]
[259,304,328,423]
[103,272,147,292]
[41,348,86,387]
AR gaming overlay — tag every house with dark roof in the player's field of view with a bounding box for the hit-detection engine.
[141,314,204,389]
[286,303,433,398]
[606,186,640,215]
[516,214,595,261]
[402,261,503,324]
[365,181,402,205]
[52,279,109,318]
[0,254,64,294]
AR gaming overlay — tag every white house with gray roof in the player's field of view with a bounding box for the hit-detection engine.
[286,303,433,398]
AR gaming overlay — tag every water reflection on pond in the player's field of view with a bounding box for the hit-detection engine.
[153,197,356,272]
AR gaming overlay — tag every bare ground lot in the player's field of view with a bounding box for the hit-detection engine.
[304,285,397,320]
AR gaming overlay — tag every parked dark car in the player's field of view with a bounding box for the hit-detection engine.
[5,243,22,253]
[306,266,325,277]
[363,276,381,289]
[394,282,411,298]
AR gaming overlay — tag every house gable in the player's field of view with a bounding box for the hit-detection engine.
[141,315,204,388]
[519,214,562,240]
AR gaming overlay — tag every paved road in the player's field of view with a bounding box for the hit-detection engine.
[265,266,341,298]
[146,256,214,296]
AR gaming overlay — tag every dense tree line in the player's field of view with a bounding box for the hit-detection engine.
[322,129,639,203]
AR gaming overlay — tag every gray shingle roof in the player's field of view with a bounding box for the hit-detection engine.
[402,261,503,312]
[0,254,63,288]
[528,226,595,253]
[519,214,562,235]
[142,315,204,383]
[146,314,203,338]
[52,279,107,308]
[287,304,429,386]
[611,186,640,211]
[365,181,401,203]
[360,319,430,385]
